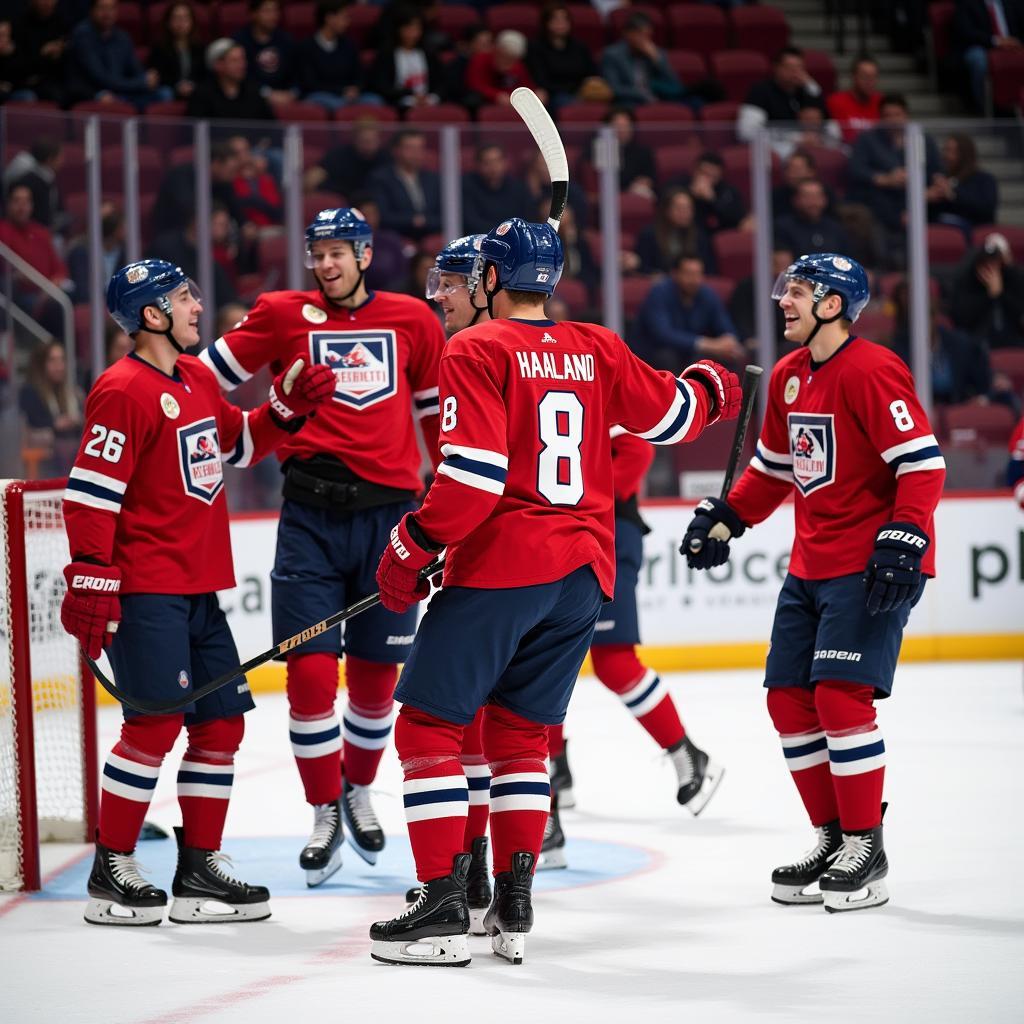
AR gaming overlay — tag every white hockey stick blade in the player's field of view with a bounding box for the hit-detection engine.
[510,87,568,229]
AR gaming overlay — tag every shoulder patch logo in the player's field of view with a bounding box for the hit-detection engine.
[788,413,836,495]
[177,417,224,504]
[302,303,327,324]
[784,375,800,405]
[311,330,397,409]
[160,392,180,419]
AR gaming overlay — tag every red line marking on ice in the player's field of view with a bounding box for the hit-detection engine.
[0,845,93,920]
[134,975,307,1024]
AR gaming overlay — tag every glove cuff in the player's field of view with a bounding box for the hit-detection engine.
[64,561,121,593]
[389,514,436,569]
[873,521,929,555]
[695,496,746,538]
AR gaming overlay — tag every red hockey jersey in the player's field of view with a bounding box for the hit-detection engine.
[63,353,292,594]
[199,289,445,490]
[413,318,715,595]
[1010,416,1024,509]
[610,430,655,502]
[727,337,945,579]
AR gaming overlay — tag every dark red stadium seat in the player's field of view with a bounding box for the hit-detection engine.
[477,104,524,123]
[101,145,164,194]
[169,145,194,166]
[437,4,481,40]
[557,102,610,124]
[554,278,589,316]
[608,6,666,41]
[622,276,655,318]
[987,49,1024,112]
[635,101,696,124]
[258,233,288,276]
[332,104,399,123]
[56,145,86,197]
[147,2,212,44]
[970,225,1024,260]
[877,273,941,303]
[799,145,848,193]
[854,309,894,345]
[73,304,92,364]
[619,193,656,236]
[667,7,729,53]
[802,50,837,95]
[927,224,967,267]
[712,229,753,279]
[634,103,696,147]
[564,5,605,51]
[943,402,1017,447]
[990,349,1024,398]
[486,4,541,36]
[215,2,249,38]
[665,50,708,88]
[304,191,346,224]
[118,2,145,45]
[2,99,59,111]
[710,51,771,103]
[729,5,790,58]
[272,100,330,122]
[282,2,315,38]
[418,233,446,257]
[654,142,701,185]
[72,100,137,116]
[703,275,736,305]
[144,99,188,118]
[927,2,956,68]
[720,144,753,201]
[345,5,380,47]
[406,103,471,124]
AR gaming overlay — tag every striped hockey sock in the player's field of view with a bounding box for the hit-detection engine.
[593,646,685,751]
[99,744,162,852]
[461,708,489,848]
[404,762,469,882]
[779,730,839,826]
[342,702,394,786]
[826,726,885,831]
[290,711,343,806]
[177,752,234,851]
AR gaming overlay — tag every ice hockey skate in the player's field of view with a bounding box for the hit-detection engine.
[550,741,576,809]
[669,735,724,815]
[404,837,491,935]
[84,841,167,926]
[484,851,535,965]
[300,798,343,886]
[819,823,889,913]
[168,827,271,923]
[370,853,471,967]
[771,819,843,905]
[342,780,385,865]
[538,792,567,870]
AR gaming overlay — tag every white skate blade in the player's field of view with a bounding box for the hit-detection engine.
[469,907,487,936]
[370,933,470,967]
[556,785,576,810]
[490,930,526,965]
[537,847,567,870]
[345,833,381,866]
[822,878,889,914]
[84,898,164,926]
[304,847,343,887]
[168,897,271,924]
[682,760,724,817]
[771,881,824,906]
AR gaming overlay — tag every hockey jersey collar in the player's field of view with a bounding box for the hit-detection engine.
[128,350,183,382]
[809,334,857,373]
[508,318,557,326]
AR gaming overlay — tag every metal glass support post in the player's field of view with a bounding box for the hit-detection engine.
[193,120,214,344]
[122,118,141,264]
[751,129,775,406]
[284,125,305,291]
[904,123,933,416]
[440,125,462,243]
[595,126,623,338]
[85,117,105,383]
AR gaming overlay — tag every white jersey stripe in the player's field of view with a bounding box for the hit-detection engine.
[436,461,506,495]
[439,443,509,469]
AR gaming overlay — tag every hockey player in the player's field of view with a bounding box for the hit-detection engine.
[1008,416,1024,511]
[368,218,741,966]
[682,253,945,913]
[199,207,446,885]
[61,260,334,925]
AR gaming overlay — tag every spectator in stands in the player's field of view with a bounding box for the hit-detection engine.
[774,179,851,256]
[215,302,250,339]
[671,151,747,234]
[210,200,259,290]
[297,0,379,112]
[737,46,826,153]
[446,24,492,111]
[369,128,441,240]
[186,38,275,122]
[466,29,542,107]
[826,54,883,144]
[0,19,34,103]
[928,133,999,234]
[950,232,1024,349]
[602,106,657,198]
[152,209,239,310]
[227,134,282,227]
[729,247,794,359]
[67,201,124,301]
[12,0,72,104]
[954,0,1024,112]
[773,149,832,220]
[148,1,207,102]
[462,143,535,236]
[402,249,439,308]
[847,93,941,247]
[67,0,171,110]
[105,320,132,366]
[234,0,297,106]
[635,254,744,370]
[366,7,445,109]
[601,12,686,108]
[305,119,388,198]
[3,138,66,235]
[19,339,83,477]
[352,192,408,293]
[526,3,599,110]
[634,188,715,276]
[550,202,598,297]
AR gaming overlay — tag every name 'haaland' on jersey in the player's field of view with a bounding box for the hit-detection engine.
[515,350,595,381]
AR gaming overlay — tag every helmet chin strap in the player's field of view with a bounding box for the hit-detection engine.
[482,262,502,319]
[316,265,366,307]
[800,295,844,349]
[143,303,188,353]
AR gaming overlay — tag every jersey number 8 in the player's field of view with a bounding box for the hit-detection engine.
[889,399,915,433]
[537,392,584,506]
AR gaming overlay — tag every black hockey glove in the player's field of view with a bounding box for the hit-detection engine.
[680,497,746,570]
[863,521,929,616]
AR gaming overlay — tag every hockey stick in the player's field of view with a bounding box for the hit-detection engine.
[510,87,569,230]
[687,364,763,555]
[83,557,445,715]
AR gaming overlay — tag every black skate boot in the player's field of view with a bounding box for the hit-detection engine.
[819,823,889,913]
[370,853,471,967]
[466,836,492,935]
[342,779,385,865]
[300,798,344,887]
[771,819,843,905]
[169,827,271,923]
[84,840,167,926]
[550,741,575,809]
[668,735,724,816]
[484,851,535,965]
[538,790,567,870]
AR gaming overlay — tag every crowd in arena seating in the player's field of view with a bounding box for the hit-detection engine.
[2,0,1023,492]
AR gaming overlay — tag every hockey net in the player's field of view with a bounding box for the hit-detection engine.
[0,479,97,892]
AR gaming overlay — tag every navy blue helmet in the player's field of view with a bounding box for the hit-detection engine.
[426,233,485,299]
[479,218,563,296]
[106,259,195,334]
[304,207,373,267]
[771,253,870,323]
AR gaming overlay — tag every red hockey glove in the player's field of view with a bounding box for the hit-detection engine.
[376,514,437,614]
[681,361,742,426]
[268,357,336,429]
[61,562,121,660]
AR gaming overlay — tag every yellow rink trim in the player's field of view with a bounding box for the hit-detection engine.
[91,633,1024,704]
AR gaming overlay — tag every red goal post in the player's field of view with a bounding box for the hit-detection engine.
[0,478,98,892]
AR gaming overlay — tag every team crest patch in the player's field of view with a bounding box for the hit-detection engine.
[495,221,511,236]
[302,303,327,324]
[311,330,397,409]
[177,417,224,504]
[125,263,148,284]
[160,392,180,419]
[784,375,800,405]
[788,413,836,495]
[177,670,190,689]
